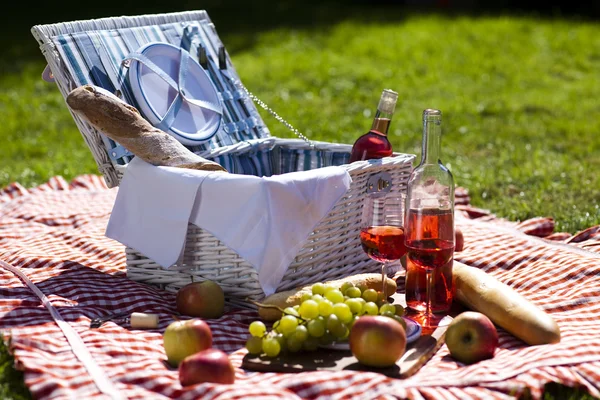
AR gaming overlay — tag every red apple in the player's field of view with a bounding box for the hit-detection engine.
[455,227,465,252]
[445,311,498,364]
[349,315,406,368]
[163,319,212,367]
[176,280,225,319]
[179,348,235,386]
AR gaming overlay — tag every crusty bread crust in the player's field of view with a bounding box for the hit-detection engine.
[66,85,227,172]
[454,261,560,345]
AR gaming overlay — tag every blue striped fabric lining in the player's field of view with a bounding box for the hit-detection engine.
[51,19,351,176]
[207,144,351,177]
[51,20,269,164]
[278,148,351,174]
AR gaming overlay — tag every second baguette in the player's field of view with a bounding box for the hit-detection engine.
[454,261,560,345]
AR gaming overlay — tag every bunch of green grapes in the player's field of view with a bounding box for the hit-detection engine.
[245,282,406,357]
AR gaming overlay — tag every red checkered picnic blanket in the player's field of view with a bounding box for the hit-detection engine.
[1,176,600,399]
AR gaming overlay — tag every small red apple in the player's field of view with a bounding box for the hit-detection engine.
[179,348,235,386]
[445,311,498,364]
[349,315,406,368]
[176,280,225,319]
[455,227,464,252]
[163,319,212,367]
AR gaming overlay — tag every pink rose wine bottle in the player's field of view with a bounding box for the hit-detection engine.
[349,89,397,162]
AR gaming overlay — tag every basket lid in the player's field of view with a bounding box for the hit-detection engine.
[128,42,223,146]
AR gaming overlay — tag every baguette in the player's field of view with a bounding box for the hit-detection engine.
[453,261,560,345]
[66,85,227,172]
[258,274,397,321]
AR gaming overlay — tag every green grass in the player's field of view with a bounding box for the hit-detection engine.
[0,336,31,400]
[1,4,600,399]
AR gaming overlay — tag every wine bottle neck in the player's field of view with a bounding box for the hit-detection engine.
[370,111,393,135]
[420,110,442,165]
[370,89,397,136]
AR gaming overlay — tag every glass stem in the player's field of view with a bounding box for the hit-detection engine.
[425,270,433,321]
[381,263,388,299]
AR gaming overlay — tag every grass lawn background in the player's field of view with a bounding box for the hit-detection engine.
[1,1,600,399]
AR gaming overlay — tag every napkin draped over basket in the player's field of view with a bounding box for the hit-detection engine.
[107,157,352,296]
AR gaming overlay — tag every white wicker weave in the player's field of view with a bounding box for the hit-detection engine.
[32,11,416,305]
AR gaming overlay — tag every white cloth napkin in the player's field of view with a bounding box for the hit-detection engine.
[106,157,352,295]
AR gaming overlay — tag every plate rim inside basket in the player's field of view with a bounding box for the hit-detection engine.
[128,41,222,145]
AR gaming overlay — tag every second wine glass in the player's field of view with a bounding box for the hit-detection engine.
[360,192,407,299]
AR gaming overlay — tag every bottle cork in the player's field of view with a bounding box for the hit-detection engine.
[130,312,159,329]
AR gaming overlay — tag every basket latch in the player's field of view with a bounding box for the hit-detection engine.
[366,172,392,194]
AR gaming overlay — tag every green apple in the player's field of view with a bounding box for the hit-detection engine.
[163,319,212,367]
[349,315,406,368]
[176,280,225,319]
[445,311,498,364]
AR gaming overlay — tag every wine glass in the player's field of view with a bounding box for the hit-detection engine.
[360,192,407,299]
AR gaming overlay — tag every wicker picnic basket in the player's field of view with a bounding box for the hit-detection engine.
[32,10,415,307]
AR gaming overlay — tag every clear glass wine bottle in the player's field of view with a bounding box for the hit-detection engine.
[404,109,455,327]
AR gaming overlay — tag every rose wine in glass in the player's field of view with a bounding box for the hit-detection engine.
[360,225,407,263]
[360,193,406,298]
[404,109,455,328]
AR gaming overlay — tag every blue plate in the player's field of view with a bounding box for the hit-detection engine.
[319,317,422,351]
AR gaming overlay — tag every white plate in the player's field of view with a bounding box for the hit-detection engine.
[128,42,222,145]
[319,317,422,351]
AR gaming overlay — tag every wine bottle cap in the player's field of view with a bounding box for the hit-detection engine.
[378,89,398,114]
[423,108,442,121]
